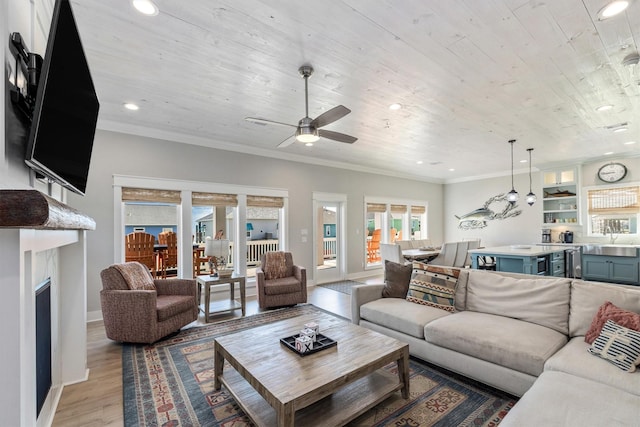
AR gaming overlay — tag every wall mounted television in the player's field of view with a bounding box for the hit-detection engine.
[24,0,99,196]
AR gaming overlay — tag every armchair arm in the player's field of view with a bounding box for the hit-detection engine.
[350,283,385,325]
[256,268,265,288]
[292,265,307,299]
[154,278,197,297]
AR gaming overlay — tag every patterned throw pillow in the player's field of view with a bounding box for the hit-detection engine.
[584,301,640,344]
[588,320,640,373]
[113,262,155,291]
[264,251,288,280]
[406,263,460,312]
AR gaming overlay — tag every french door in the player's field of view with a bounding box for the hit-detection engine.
[313,193,346,284]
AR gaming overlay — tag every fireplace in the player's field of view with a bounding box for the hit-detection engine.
[35,278,51,418]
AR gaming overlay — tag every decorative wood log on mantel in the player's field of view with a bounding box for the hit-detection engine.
[0,190,96,230]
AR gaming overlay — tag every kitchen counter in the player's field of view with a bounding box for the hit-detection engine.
[472,245,568,256]
[470,245,568,276]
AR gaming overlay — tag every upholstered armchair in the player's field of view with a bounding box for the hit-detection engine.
[100,262,198,343]
[256,251,307,309]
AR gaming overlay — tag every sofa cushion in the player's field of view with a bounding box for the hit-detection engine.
[588,320,640,373]
[545,336,640,396]
[406,263,460,312]
[360,298,450,339]
[585,301,640,344]
[382,260,412,298]
[262,276,301,295]
[156,295,195,322]
[466,270,571,335]
[113,262,155,291]
[425,311,568,376]
[569,279,640,338]
[499,371,640,427]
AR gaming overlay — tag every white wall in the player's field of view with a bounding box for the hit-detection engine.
[67,130,445,314]
[444,171,542,247]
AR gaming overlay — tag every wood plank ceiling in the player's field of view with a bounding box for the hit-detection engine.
[69,0,639,183]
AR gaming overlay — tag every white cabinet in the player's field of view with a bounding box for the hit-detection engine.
[542,167,580,226]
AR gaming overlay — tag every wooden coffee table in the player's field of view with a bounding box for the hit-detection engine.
[214,311,409,427]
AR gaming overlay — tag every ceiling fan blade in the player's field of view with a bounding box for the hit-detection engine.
[318,129,357,144]
[277,134,296,148]
[311,105,351,128]
[245,117,297,128]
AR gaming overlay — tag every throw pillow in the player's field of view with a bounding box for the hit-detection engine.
[382,260,412,298]
[264,251,288,280]
[406,263,460,312]
[588,320,640,373]
[585,301,640,344]
[113,262,155,291]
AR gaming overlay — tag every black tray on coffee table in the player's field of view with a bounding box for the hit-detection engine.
[280,333,337,356]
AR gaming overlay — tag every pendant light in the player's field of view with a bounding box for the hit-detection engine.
[526,148,537,206]
[506,139,518,205]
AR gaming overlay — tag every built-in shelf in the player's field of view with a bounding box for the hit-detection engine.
[0,190,95,230]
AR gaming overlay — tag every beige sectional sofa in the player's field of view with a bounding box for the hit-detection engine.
[351,268,640,426]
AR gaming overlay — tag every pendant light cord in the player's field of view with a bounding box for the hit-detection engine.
[528,149,533,191]
[509,139,516,189]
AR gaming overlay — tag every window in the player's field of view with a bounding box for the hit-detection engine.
[364,198,428,268]
[587,186,640,235]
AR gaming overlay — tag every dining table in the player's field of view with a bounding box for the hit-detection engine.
[402,248,440,262]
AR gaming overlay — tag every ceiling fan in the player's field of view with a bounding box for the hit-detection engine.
[245,65,357,148]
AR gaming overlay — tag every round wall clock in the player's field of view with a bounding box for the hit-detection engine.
[597,162,627,183]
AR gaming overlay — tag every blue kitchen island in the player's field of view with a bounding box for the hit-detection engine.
[470,245,568,276]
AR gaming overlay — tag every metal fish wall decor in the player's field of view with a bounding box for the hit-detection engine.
[456,193,521,229]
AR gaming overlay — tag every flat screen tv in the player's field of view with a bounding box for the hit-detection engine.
[25,0,99,196]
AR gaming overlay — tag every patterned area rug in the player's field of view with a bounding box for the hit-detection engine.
[317,279,366,294]
[123,305,516,426]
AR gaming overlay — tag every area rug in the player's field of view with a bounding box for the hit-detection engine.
[123,304,517,426]
[317,279,366,294]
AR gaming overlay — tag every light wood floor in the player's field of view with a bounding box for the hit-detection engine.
[52,279,380,426]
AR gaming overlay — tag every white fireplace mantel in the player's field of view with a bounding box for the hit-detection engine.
[0,190,95,427]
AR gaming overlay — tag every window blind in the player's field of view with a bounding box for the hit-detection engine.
[192,192,238,206]
[587,186,640,215]
[247,195,284,208]
[366,203,386,213]
[390,204,407,213]
[411,205,426,214]
[122,187,181,204]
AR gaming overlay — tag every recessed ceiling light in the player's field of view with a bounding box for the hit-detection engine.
[613,127,628,133]
[449,168,455,172]
[597,1,629,20]
[520,159,528,163]
[132,0,159,16]
[389,103,402,110]
[416,160,423,165]
[124,103,139,111]
[304,142,313,147]
[604,151,614,155]
[624,141,637,145]
[596,104,613,111]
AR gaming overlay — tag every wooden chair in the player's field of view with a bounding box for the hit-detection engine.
[367,229,381,263]
[158,231,178,278]
[193,246,208,278]
[125,232,157,277]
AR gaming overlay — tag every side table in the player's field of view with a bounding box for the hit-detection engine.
[196,274,246,322]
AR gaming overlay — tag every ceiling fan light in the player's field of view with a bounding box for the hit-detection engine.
[597,1,629,20]
[296,127,319,143]
[132,0,159,16]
